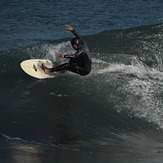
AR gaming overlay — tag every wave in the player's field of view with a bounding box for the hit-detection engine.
[0,23,163,146]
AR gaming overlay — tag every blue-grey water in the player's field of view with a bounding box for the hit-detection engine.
[0,0,163,162]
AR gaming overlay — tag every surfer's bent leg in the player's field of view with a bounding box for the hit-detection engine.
[51,63,85,75]
[43,63,85,75]
[66,64,86,75]
[50,63,69,72]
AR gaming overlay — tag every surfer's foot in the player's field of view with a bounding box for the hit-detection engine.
[42,64,50,74]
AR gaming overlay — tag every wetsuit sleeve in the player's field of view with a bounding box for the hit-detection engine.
[64,50,83,59]
[71,30,84,44]
[64,54,75,58]
[63,29,85,59]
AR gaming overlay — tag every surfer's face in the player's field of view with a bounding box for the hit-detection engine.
[72,44,79,50]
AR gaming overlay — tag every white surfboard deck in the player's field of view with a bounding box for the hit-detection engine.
[20,59,57,79]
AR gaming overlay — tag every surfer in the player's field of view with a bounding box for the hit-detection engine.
[42,25,91,76]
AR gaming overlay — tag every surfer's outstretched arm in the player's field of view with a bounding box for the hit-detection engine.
[65,25,84,43]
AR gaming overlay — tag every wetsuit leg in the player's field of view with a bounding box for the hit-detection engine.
[50,62,86,75]
[50,63,69,72]
[66,64,85,75]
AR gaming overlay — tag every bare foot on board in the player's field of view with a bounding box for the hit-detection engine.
[42,64,50,74]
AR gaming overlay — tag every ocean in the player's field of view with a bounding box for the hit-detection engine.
[0,0,163,162]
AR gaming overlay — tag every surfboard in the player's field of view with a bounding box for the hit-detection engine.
[20,59,57,79]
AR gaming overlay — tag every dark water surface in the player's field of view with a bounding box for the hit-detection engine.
[0,0,163,162]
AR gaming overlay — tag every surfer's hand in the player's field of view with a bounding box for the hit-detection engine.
[65,25,73,31]
[58,53,64,58]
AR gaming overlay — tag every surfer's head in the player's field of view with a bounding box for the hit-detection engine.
[71,38,82,50]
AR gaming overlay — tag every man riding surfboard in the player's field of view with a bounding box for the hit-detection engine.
[42,25,91,76]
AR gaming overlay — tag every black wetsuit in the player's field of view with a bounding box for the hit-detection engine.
[50,30,91,76]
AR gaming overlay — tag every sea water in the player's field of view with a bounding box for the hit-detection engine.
[0,0,163,162]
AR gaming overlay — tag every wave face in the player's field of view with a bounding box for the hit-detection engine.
[0,23,163,162]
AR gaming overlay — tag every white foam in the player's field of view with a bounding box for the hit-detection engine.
[92,58,108,64]
[94,58,163,80]
[2,133,24,141]
[98,59,163,128]
[1,133,46,146]
[27,41,75,63]
[120,78,163,129]
[45,41,75,62]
